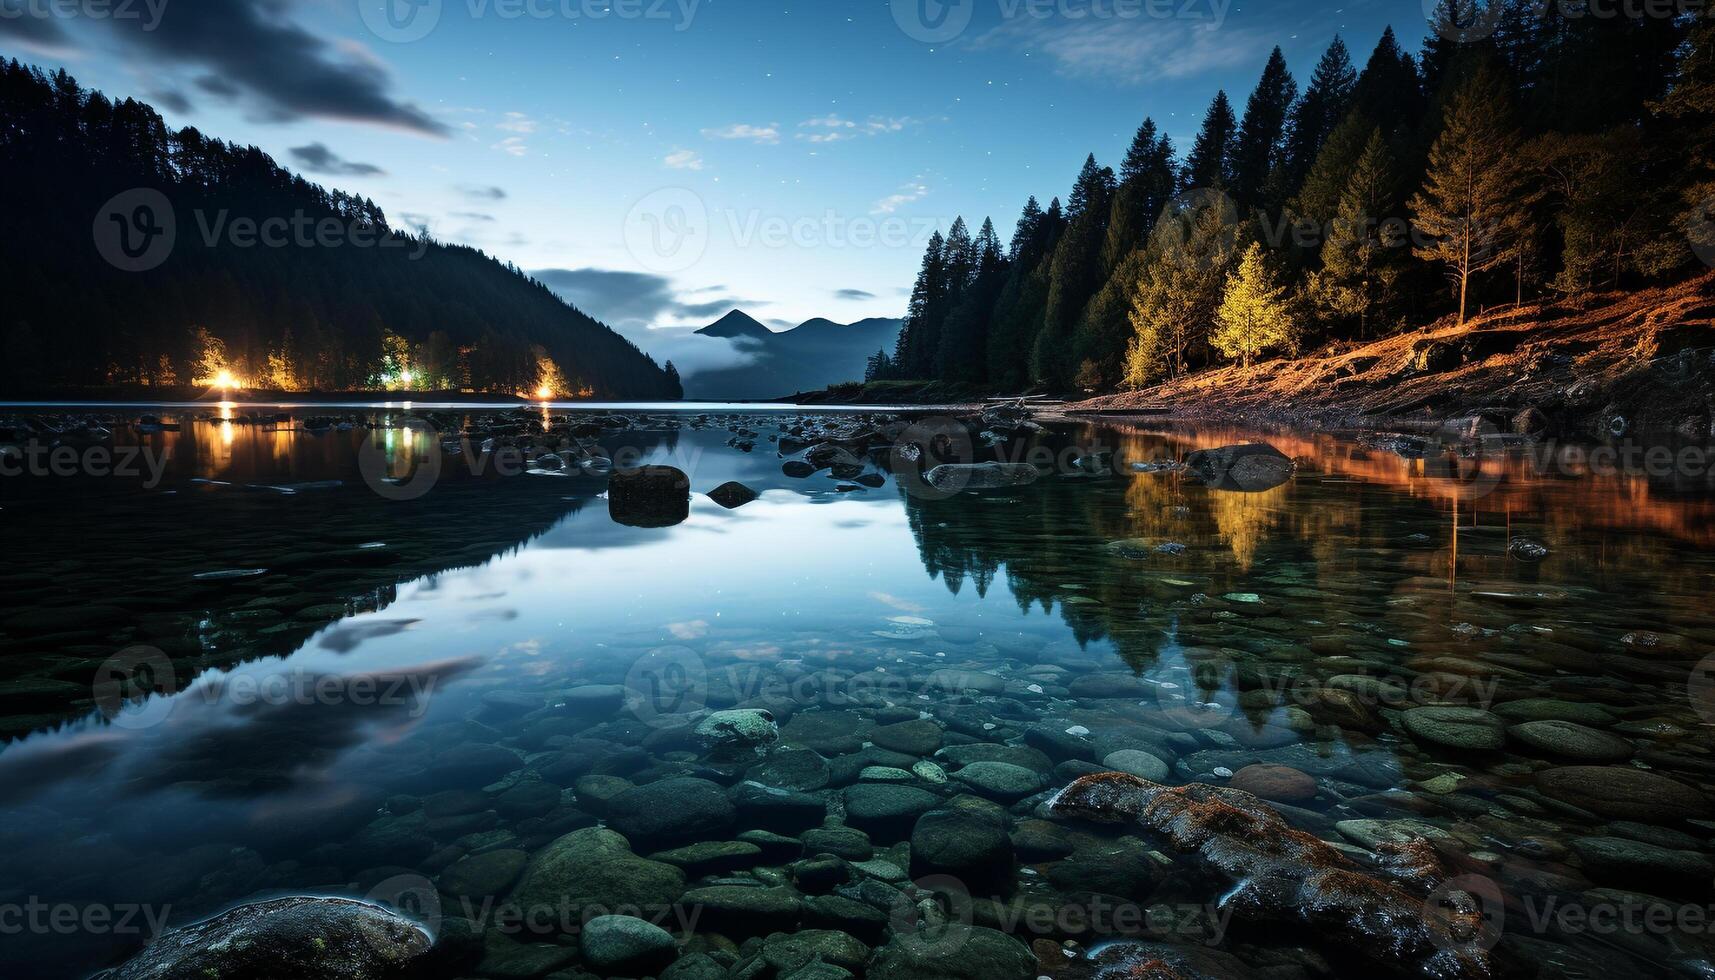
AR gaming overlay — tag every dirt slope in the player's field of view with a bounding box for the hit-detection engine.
[1071,274,1715,437]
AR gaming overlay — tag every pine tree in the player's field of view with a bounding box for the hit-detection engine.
[1231,48,1298,213]
[1350,28,1423,138]
[1409,67,1540,324]
[1104,121,1176,271]
[1311,129,1407,337]
[1009,196,1044,259]
[894,231,947,376]
[1182,91,1237,190]
[1037,160,1116,387]
[1283,36,1357,192]
[1125,196,1242,380]
[1213,243,1296,368]
[663,360,682,397]
[1288,110,1377,254]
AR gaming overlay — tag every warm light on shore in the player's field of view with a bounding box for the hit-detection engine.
[212,370,240,390]
[536,385,554,401]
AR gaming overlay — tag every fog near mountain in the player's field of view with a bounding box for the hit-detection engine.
[676,311,904,400]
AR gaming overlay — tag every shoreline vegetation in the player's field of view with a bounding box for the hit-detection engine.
[802,274,1715,438]
[861,10,1715,429]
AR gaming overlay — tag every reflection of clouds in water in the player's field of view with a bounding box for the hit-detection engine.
[0,733,126,805]
[668,619,710,639]
[318,619,422,653]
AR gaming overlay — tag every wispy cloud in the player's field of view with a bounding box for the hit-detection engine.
[492,136,528,157]
[967,15,1260,85]
[871,179,929,215]
[835,288,876,301]
[702,123,781,144]
[664,148,705,170]
[797,115,919,144]
[495,112,537,134]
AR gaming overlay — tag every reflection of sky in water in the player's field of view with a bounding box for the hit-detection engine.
[4,410,1715,977]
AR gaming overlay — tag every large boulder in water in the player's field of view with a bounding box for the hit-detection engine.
[1181,444,1293,493]
[924,462,1039,493]
[609,465,691,527]
[96,897,430,979]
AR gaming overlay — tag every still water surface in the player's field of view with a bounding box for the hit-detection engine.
[2,406,1713,978]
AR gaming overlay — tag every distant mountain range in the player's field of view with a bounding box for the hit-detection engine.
[681,311,903,400]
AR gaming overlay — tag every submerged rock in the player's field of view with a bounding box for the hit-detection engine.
[96,897,430,980]
[1180,444,1294,493]
[923,462,1040,492]
[1046,772,1490,978]
[695,708,780,750]
[1401,706,1506,751]
[581,914,678,974]
[1535,766,1711,823]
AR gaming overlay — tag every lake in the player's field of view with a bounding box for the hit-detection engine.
[2,404,1713,979]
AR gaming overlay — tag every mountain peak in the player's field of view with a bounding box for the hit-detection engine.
[696,310,773,339]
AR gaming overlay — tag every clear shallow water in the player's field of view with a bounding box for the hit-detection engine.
[2,408,1714,979]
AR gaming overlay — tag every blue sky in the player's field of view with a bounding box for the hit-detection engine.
[2,0,1429,361]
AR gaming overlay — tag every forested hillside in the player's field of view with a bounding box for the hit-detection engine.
[0,59,682,400]
[878,3,1713,394]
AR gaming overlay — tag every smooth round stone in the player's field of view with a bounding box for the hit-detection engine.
[695,709,780,749]
[761,930,869,974]
[801,826,873,861]
[783,710,873,754]
[1571,837,1715,894]
[1334,818,1453,851]
[561,684,627,713]
[865,926,1035,980]
[1100,750,1169,783]
[1228,764,1317,804]
[1536,767,1713,823]
[842,785,941,836]
[1493,699,1618,726]
[911,761,948,784]
[858,766,914,782]
[581,914,677,974]
[952,761,1045,801]
[1401,706,1506,751]
[910,809,1013,892]
[438,848,527,898]
[605,777,736,844]
[1507,720,1633,762]
[509,828,686,915]
[869,719,944,755]
[647,841,763,875]
[746,748,831,791]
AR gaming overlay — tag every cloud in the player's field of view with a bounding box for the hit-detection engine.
[458,185,508,201]
[967,15,1260,85]
[289,142,386,177]
[797,115,918,144]
[701,123,780,144]
[0,5,68,49]
[450,211,496,222]
[835,288,876,301]
[97,0,448,136]
[194,74,240,98]
[149,89,193,114]
[496,112,537,134]
[872,180,929,215]
[493,136,528,157]
[664,148,705,170]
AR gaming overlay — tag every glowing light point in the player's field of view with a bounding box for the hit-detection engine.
[213,370,239,390]
[536,385,553,401]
